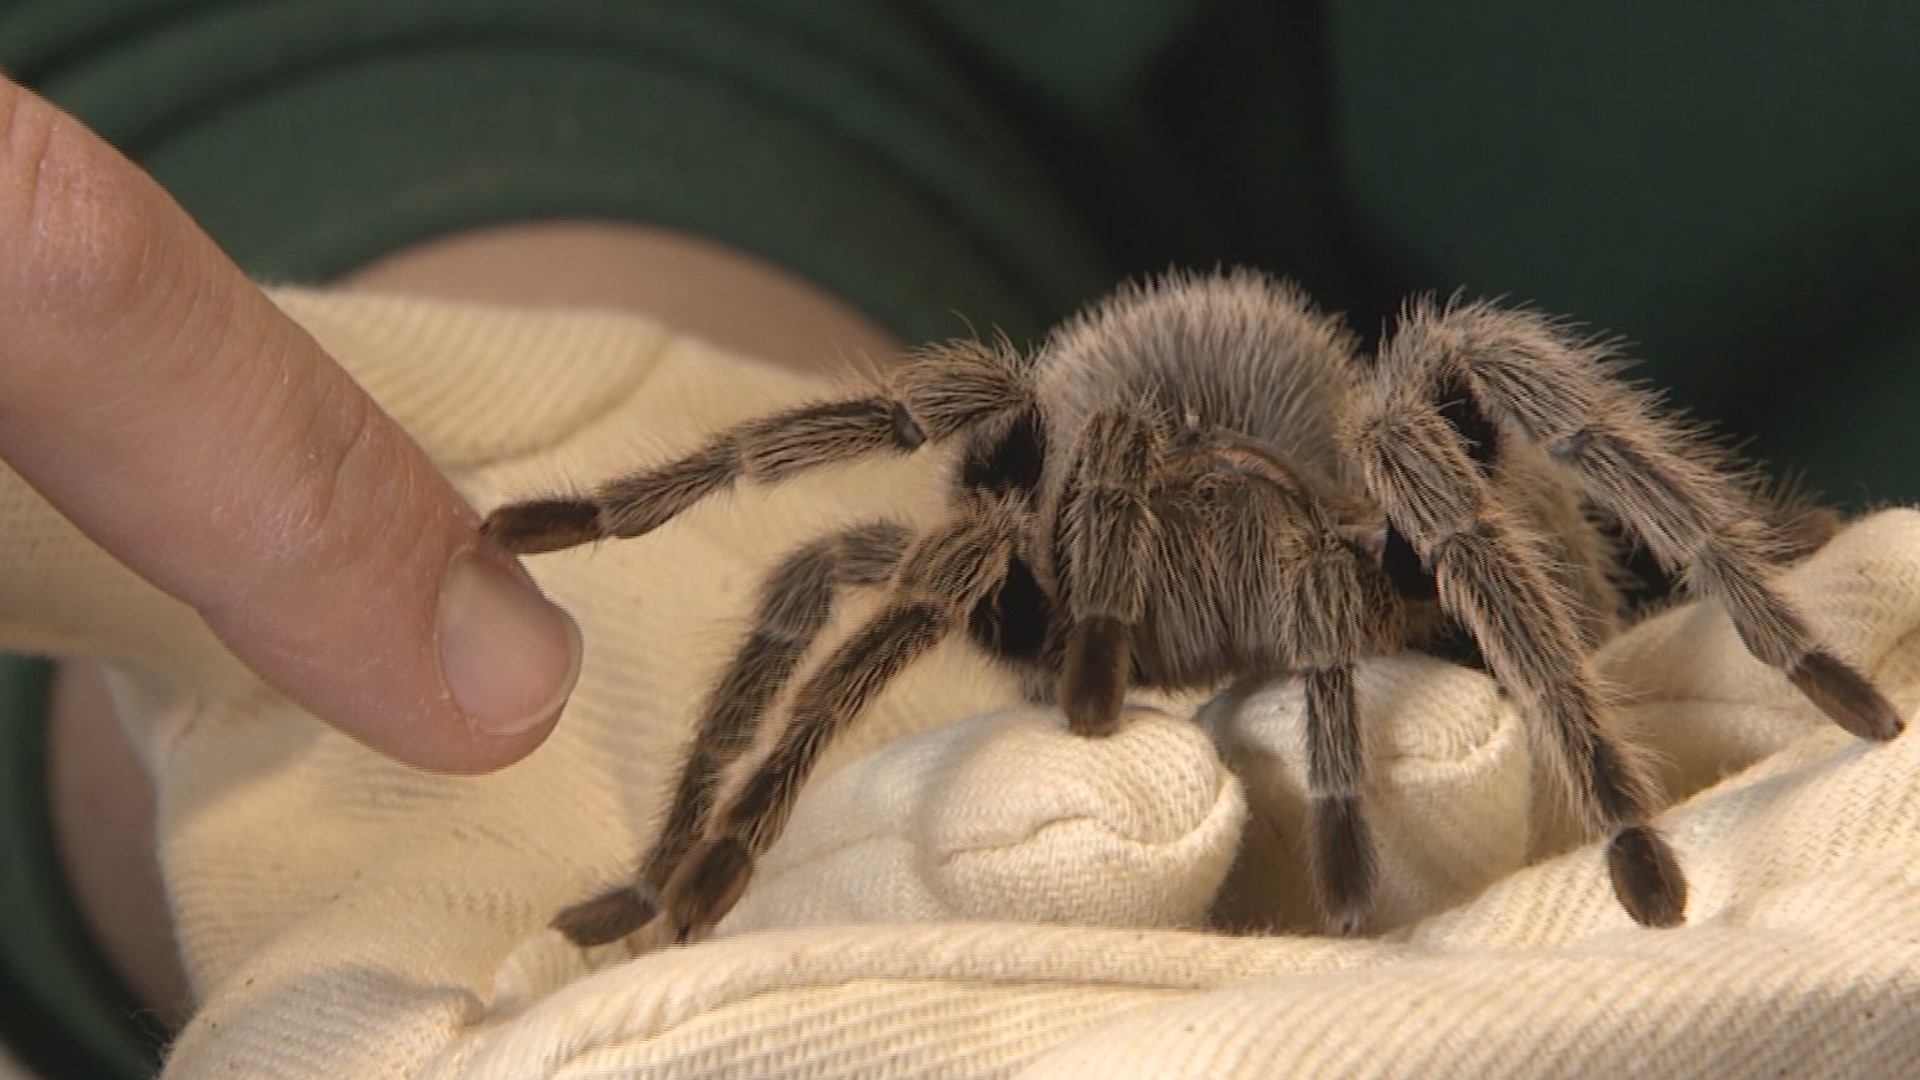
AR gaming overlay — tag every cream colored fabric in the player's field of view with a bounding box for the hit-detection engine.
[2,290,1916,1079]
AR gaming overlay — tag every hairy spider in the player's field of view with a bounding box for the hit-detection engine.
[484,269,1901,948]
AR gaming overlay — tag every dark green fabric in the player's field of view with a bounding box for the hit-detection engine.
[1,1,1916,1074]
[0,0,1118,345]
[1326,2,1920,508]
[0,658,158,1080]
[7,1,1910,501]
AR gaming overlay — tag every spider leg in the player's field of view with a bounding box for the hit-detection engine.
[552,520,912,946]
[1347,379,1684,927]
[1056,409,1163,736]
[1168,442,1403,934]
[643,496,1025,945]
[1286,514,1404,934]
[1494,448,1625,650]
[1388,301,1900,742]
[485,339,1031,554]
[1302,666,1372,934]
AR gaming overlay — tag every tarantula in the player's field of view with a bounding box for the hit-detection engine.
[484,269,1901,947]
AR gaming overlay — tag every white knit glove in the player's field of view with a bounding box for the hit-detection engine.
[1,290,1913,1080]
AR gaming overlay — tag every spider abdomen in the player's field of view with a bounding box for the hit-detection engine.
[1034,269,1358,496]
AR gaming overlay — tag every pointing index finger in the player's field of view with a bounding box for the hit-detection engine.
[0,80,579,772]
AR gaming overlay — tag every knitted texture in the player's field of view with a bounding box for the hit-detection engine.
[1,291,1915,1078]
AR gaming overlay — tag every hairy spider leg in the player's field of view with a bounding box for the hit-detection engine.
[958,408,1057,670]
[551,521,913,946]
[1386,300,1902,743]
[483,339,1033,555]
[642,497,1026,945]
[1055,409,1165,736]
[1345,368,1684,928]
[1152,436,1405,934]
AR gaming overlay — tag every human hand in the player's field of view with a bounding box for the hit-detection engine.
[0,79,579,772]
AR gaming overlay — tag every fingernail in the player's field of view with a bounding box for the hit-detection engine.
[437,549,582,735]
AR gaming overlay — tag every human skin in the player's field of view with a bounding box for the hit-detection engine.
[0,78,580,772]
[5,77,898,1020]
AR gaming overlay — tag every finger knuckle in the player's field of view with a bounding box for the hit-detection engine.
[266,383,436,582]
[258,389,370,563]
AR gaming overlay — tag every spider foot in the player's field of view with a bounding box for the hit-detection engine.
[1061,617,1131,737]
[1788,650,1904,743]
[652,835,757,946]
[1310,796,1377,937]
[1607,825,1686,928]
[556,835,759,950]
[483,498,604,555]
[553,883,659,947]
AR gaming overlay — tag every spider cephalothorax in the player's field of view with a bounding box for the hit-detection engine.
[484,269,1900,948]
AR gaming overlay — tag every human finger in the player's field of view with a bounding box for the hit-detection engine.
[0,80,579,772]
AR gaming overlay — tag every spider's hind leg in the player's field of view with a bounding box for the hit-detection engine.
[552,520,912,946]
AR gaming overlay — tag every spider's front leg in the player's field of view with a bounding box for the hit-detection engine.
[1165,442,1408,935]
[483,339,1031,554]
[633,497,1026,947]
[1346,380,1685,928]
[1056,410,1162,736]
[1264,503,1408,936]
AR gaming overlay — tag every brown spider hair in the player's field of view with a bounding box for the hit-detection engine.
[486,270,1899,947]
